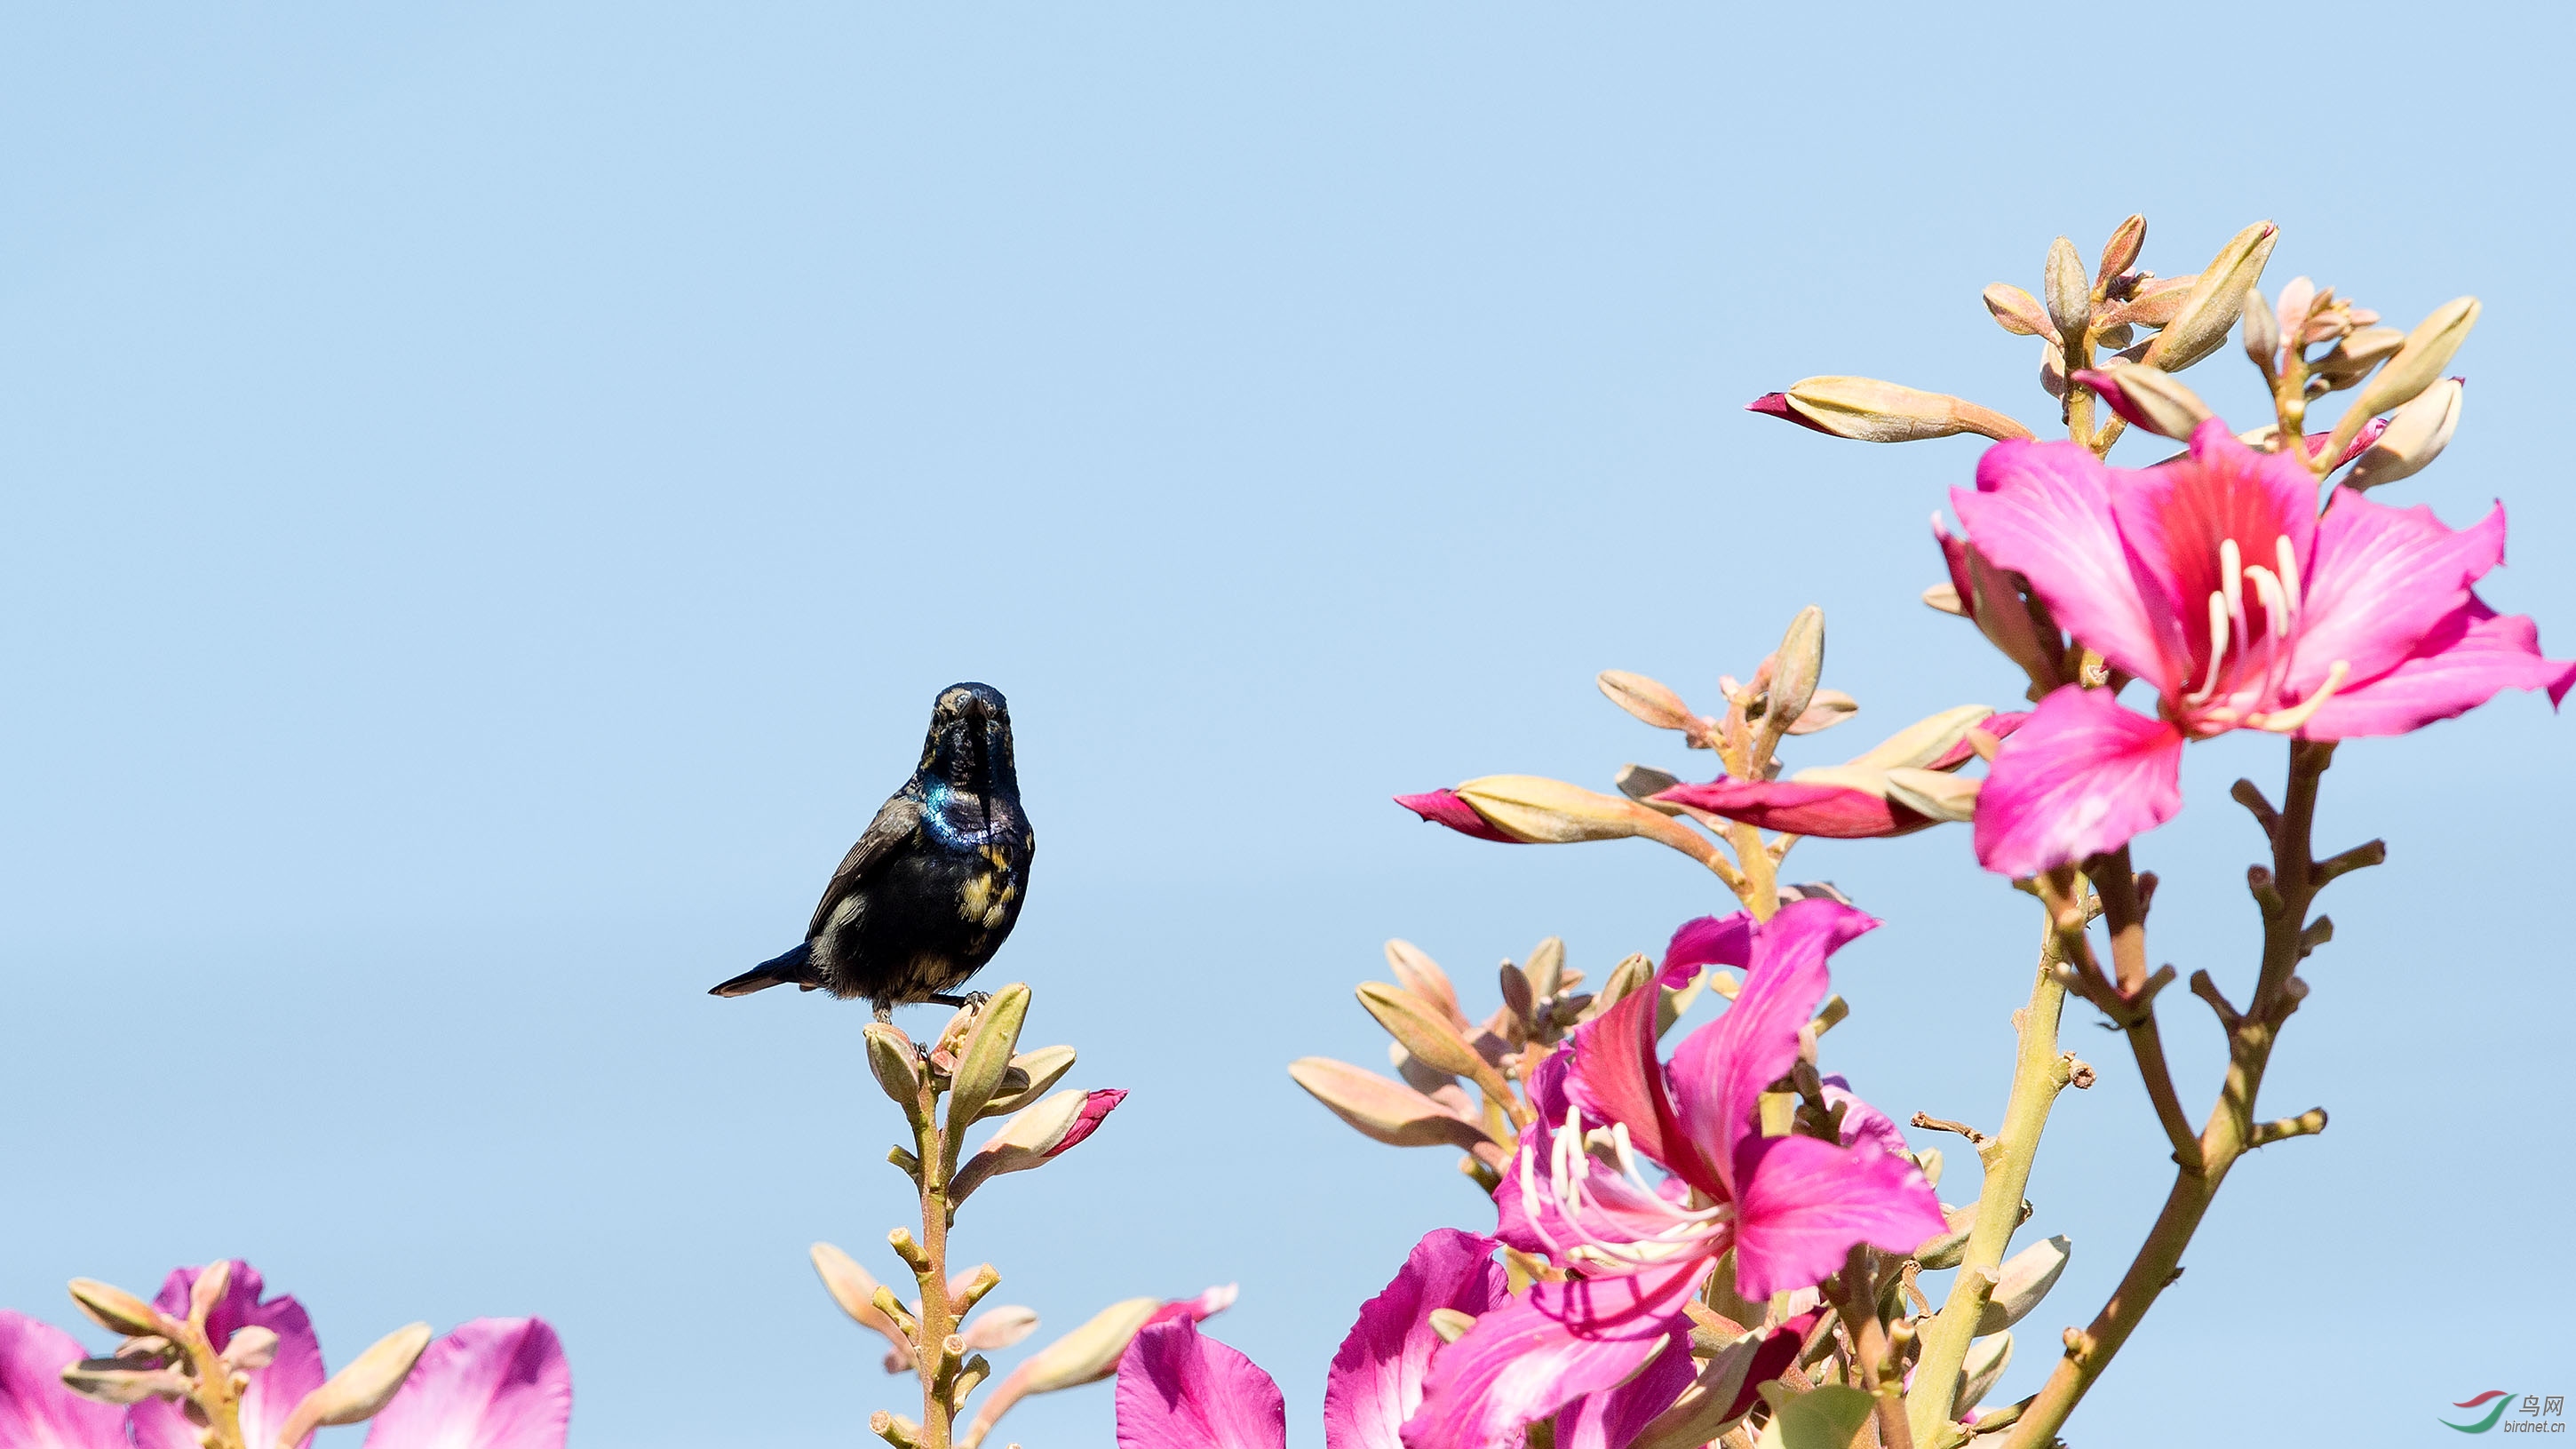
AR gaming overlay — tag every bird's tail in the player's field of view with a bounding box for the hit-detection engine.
[709,942,817,997]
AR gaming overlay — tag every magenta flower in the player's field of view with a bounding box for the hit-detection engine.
[1403,899,1944,1449]
[1954,418,2575,875]
[0,1262,568,1449]
[1324,1230,1505,1449]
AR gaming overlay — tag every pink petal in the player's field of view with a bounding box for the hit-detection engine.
[1747,392,1836,435]
[0,1310,126,1449]
[1395,791,1519,843]
[1730,1134,1947,1301]
[362,1318,570,1449]
[1115,1320,1286,1449]
[1401,1258,1711,1449]
[2299,600,2576,739]
[1973,686,2185,876]
[1554,1332,1697,1449]
[1324,1230,1507,1449]
[1654,778,1927,839]
[1722,1310,1825,1422]
[2291,495,2505,697]
[1924,709,2028,771]
[1659,912,1755,985]
[1665,899,1877,1198]
[1954,439,2182,692]
[1819,1075,1911,1159]
[1566,984,1718,1195]
[1046,1088,1126,1158]
[134,1262,325,1449]
[2109,420,2319,693]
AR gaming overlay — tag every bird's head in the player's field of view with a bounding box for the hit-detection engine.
[922,682,1017,792]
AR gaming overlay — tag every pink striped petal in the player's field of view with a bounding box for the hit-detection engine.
[1324,1230,1507,1449]
[1955,439,2182,693]
[362,1318,570,1449]
[1974,685,2185,876]
[2109,421,2318,689]
[1665,899,1876,1198]
[1401,1258,1711,1449]
[1047,1089,1126,1157]
[2291,495,2505,697]
[1655,778,1925,839]
[2300,601,2576,739]
[1730,1135,1946,1301]
[1395,792,1519,843]
[1660,912,1754,986]
[1115,1320,1286,1449]
[0,1310,125,1449]
[1566,984,1715,1195]
[133,1262,324,1449]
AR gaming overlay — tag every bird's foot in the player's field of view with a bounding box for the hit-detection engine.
[872,1003,894,1024]
[928,991,992,1011]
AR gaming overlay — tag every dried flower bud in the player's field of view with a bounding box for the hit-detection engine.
[1976,1235,2071,1334]
[2071,364,2211,441]
[2240,286,2279,374]
[2043,237,2089,343]
[1749,378,2033,443]
[2143,221,2277,372]
[2344,378,2463,490]
[864,1023,924,1109]
[1595,670,1696,732]
[2354,298,2479,418]
[1288,1056,1494,1144]
[944,983,1032,1138]
[1982,283,2057,342]
[276,1322,434,1443]
[2095,214,2145,287]
[68,1280,168,1339]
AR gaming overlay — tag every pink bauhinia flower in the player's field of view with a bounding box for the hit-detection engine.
[1403,899,1944,1449]
[1954,418,2575,875]
[0,1263,568,1449]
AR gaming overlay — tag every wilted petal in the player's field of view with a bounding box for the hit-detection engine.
[361,1318,570,1449]
[1655,777,1926,840]
[1323,1230,1507,1449]
[1402,1258,1711,1449]
[0,1310,126,1449]
[1954,440,2181,692]
[1394,791,1520,843]
[1114,1320,1285,1449]
[1665,900,1877,1196]
[1730,1135,1946,1301]
[2301,601,2576,738]
[1554,1332,1696,1449]
[2290,495,2504,696]
[1974,686,2185,877]
[133,1262,324,1449]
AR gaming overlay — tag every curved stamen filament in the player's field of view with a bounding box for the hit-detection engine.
[2220,537,2247,646]
[2276,535,2302,618]
[2189,591,2230,704]
[2249,659,2349,734]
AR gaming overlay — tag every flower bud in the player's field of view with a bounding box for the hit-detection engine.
[811,1242,909,1343]
[2240,285,2279,374]
[865,1023,923,1108]
[187,1262,234,1326]
[1849,705,1998,773]
[2344,378,2463,490]
[68,1279,168,1339]
[2354,298,2479,418]
[2309,325,2405,389]
[1880,768,1979,824]
[220,1325,280,1373]
[1615,763,1683,806]
[1289,1059,1491,1150]
[1004,1299,1162,1395]
[1356,983,1490,1081]
[60,1360,190,1405]
[1749,378,2034,443]
[2143,221,2277,372]
[1448,775,1708,854]
[979,1045,1077,1119]
[1957,1330,2014,1415]
[950,1088,1128,1202]
[2270,276,2317,352]
[2043,237,2089,343]
[2100,273,2195,329]
[2072,364,2211,441]
[1982,283,2056,342]
[277,1322,434,1443]
[1385,940,1469,1030]
[1757,606,1825,759]
[944,983,1032,1139]
[2095,214,2145,287]
[1975,1234,2071,1334]
[960,1305,1041,1352]
[1596,670,1696,732]
[1785,689,1857,735]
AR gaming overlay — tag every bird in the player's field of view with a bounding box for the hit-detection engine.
[710,682,1034,1022]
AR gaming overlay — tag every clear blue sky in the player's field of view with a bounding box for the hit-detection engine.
[4,5,2566,1444]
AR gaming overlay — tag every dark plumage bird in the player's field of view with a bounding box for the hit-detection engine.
[710,682,1034,1021]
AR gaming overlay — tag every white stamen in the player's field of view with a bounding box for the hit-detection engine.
[2191,590,2230,702]
[2254,660,2350,734]
[2246,565,2290,640]
[2276,535,2302,619]
[2220,537,2247,643]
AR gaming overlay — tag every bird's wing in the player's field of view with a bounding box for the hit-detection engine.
[806,793,924,939]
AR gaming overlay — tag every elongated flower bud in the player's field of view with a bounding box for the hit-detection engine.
[1355,983,1490,1081]
[950,1088,1126,1202]
[2354,298,2478,418]
[1287,1057,1491,1149]
[60,1360,190,1405]
[1758,607,1825,760]
[1982,283,2056,341]
[2095,214,2145,287]
[979,1045,1077,1119]
[67,1280,167,1339]
[1749,378,2033,442]
[1596,670,1696,732]
[2044,237,2089,343]
[1958,1331,2015,1415]
[2143,221,2277,371]
[1976,1235,2071,1334]
[2344,378,2464,490]
[2309,325,2405,389]
[865,1023,924,1109]
[274,1322,434,1445]
[1385,939,1470,1030]
[945,983,1032,1139]
[2241,286,2279,374]
[2072,364,2211,441]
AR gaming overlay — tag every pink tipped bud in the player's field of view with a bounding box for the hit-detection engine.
[1746,391,1839,435]
[1046,1088,1125,1158]
[1393,789,1518,842]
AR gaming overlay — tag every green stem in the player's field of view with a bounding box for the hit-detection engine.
[1904,915,2070,1444]
[911,1077,958,1449]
